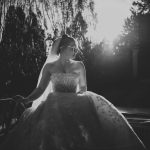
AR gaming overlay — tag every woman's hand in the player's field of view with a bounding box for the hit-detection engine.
[77,90,86,94]
[13,95,26,103]
[13,96,31,107]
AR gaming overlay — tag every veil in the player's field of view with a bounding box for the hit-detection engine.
[32,37,61,109]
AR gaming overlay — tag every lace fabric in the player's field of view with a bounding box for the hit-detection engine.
[32,73,79,109]
[51,73,79,93]
[0,91,146,150]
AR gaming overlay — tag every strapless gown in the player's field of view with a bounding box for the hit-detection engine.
[0,73,146,150]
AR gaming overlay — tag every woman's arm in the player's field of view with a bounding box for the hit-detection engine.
[24,64,51,103]
[78,61,87,93]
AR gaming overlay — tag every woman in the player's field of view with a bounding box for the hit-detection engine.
[0,34,146,150]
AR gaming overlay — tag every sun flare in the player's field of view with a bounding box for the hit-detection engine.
[86,0,133,44]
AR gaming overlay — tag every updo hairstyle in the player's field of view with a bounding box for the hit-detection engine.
[57,34,78,55]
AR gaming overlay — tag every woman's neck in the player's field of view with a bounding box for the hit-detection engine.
[59,57,71,65]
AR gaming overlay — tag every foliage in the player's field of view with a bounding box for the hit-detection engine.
[0,0,96,42]
[119,0,150,50]
[111,0,150,79]
[0,0,96,97]
[132,0,150,14]
[0,6,46,97]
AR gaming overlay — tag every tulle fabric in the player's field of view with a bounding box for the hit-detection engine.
[32,38,61,109]
[0,91,146,150]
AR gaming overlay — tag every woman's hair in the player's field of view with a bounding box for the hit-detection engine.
[57,34,78,55]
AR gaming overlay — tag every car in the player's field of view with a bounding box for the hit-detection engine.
[118,107,150,150]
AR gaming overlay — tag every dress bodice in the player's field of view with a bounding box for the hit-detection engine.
[51,73,79,93]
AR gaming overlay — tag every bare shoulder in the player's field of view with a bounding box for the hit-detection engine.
[71,60,85,70]
[77,61,85,72]
[42,61,57,73]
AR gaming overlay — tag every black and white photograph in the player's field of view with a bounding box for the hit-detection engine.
[0,0,150,149]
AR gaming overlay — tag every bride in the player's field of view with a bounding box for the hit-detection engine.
[0,34,146,150]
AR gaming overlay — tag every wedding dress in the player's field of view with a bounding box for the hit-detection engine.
[0,73,146,150]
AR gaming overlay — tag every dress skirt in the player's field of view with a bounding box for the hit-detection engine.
[0,91,146,150]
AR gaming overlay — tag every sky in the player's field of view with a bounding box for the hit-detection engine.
[86,0,134,44]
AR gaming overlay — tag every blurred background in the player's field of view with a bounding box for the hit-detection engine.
[0,0,150,109]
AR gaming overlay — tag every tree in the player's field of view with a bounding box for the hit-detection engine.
[0,0,96,97]
[0,0,96,42]
[0,6,46,97]
[117,0,150,79]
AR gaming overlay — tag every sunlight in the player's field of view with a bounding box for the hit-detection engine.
[86,0,133,44]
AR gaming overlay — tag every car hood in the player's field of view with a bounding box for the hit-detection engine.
[118,107,150,127]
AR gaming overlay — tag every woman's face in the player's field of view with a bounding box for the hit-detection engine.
[60,42,76,59]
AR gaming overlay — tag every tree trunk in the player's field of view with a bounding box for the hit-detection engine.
[132,47,139,79]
